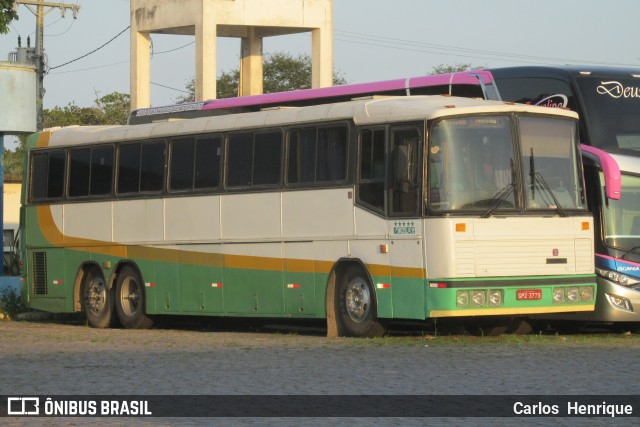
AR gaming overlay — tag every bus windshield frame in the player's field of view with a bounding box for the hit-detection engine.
[427,113,586,215]
[600,171,640,262]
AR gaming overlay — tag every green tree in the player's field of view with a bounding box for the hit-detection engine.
[428,63,486,75]
[43,92,130,128]
[3,147,23,181]
[176,51,348,103]
[0,0,18,34]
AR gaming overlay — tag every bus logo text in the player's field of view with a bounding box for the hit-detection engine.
[535,94,568,109]
[597,81,640,99]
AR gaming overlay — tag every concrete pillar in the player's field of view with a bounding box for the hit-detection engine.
[311,27,333,88]
[239,27,264,97]
[195,22,217,101]
[130,0,334,106]
[131,31,151,109]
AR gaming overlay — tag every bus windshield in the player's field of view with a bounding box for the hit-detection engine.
[519,116,584,211]
[601,172,640,261]
[577,77,640,153]
[428,115,584,213]
[429,115,515,212]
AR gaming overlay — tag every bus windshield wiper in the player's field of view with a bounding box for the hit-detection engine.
[482,158,517,219]
[481,183,514,218]
[533,172,567,217]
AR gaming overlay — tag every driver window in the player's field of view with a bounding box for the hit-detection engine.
[390,127,422,216]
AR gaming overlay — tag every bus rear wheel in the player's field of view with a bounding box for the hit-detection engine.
[115,266,153,329]
[82,267,114,329]
[336,267,385,337]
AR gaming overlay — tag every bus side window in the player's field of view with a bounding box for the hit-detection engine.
[31,150,66,201]
[390,127,421,216]
[287,128,316,184]
[69,146,115,198]
[194,136,222,189]
[357,129,386,213]
[287,125,347,186]
[317,126,347,182]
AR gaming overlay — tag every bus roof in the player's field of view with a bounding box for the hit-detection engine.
[128,71,494,124]
[488,65,640,80]
[40,95,578,148]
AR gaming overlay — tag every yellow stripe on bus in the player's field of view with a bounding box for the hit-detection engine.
[430,305,595,318]
[36,130,52,148]
[36,205,423,278]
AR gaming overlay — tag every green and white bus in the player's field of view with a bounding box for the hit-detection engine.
[21,96,595,336]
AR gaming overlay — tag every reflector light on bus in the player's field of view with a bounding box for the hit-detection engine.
[582,222,590,230]
[211,283,223,288]
[552,286,594,303]
[429,283,447,288]
[455,223,466,232]
[376,283,391,289]
[287,284,301,289]
[145,283,156,287]
[52,280,62,285]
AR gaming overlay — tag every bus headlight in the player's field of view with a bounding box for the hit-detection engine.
[605,293,633,312]
[553,288,565,303]
[457,290,469,307]
[471,290,486,306]
[596,268,640,287]
[488,289,503,306]
[580,286,594,302]
[566,287,579,302]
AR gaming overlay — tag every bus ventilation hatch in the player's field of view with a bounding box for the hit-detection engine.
[33,252,48,295]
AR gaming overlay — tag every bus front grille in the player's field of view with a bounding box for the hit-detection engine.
[32,252,48,295]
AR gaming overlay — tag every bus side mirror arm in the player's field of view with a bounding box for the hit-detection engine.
[581,144,621,200]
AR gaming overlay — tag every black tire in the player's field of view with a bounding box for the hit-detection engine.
[115,266,153,329]
[464,318,509,337]
[336,266,385,337]
[82,267,115,328]
[505,318,533,335]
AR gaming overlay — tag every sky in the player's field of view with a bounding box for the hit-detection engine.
[1,0,639,111]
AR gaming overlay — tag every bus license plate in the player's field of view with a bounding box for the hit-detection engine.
[517,289,542,300]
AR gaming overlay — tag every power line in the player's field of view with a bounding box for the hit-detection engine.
[151,81,190,94]
[47,25,130,71]
[333,29,639,68]
[153,40,195,55]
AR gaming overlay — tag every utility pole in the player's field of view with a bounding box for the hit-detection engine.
[16,1,80,130]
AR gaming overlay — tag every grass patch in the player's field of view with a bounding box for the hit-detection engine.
[353,331,640,348]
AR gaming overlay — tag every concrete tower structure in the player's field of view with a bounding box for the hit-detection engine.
[130,0,334,109]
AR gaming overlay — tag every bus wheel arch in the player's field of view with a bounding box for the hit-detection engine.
[327,259,385,338]
[113,261,153,329]
[78,263,115,329]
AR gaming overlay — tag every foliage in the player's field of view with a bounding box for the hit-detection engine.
[4,92,130,178]
[176,51,348,103]
[0,0,18,35]
[0,286,27,318]
[3,147,23,181]
[428,63,487,75]
[43,92,130,128]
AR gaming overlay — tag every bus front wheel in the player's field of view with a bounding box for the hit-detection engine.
[336,267,385,337]
[115,266,153,329]
[82,267,115,328]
